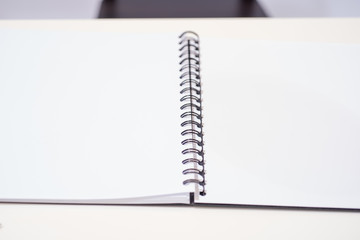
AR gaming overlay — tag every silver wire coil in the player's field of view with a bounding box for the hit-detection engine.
[179,31,206,196]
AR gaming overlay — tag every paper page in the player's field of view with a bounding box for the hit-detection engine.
[0,29,193,202]
[198,39,360,208]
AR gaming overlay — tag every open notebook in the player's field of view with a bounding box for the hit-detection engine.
[1,29,360,209]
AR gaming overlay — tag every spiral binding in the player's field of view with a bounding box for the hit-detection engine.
[179,31,206,196]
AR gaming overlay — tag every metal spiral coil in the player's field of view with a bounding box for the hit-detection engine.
[179,31,206,196]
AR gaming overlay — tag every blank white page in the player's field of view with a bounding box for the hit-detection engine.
[0,29,191,202]
[198,39,360,209]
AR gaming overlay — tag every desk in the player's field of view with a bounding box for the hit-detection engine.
[0,18,360,240]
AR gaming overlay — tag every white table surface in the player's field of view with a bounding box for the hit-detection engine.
[0,18,360,240]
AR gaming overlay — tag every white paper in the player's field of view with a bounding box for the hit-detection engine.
[0,29,192,201]
[198,39,360,208]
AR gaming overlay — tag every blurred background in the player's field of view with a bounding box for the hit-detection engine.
[0,0,359,18]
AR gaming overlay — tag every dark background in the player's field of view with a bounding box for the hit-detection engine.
[98,0,267,18]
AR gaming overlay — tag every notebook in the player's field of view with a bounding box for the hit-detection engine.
[1,29,360,209]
